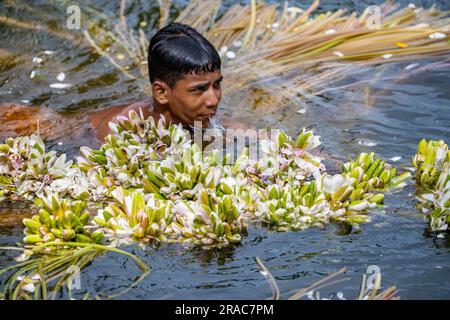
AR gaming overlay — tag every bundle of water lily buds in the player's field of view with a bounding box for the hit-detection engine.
[412,139,450,232]
[92,187,245,247]
[0,135,89,202]
[78,112,409,244]
[23,193,103,246]
[0,111,413,249]
[238,148,410,231]
[76,112,191,200]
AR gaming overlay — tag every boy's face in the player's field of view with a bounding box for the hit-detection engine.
[165,69,223,127]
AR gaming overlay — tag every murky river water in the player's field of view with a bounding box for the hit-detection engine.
[0,0,449,299]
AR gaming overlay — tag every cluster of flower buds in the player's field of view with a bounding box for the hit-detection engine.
[343,152,411,190]
[76,111,191,199]
[0,135,89,203]
[91,186,246,247]
[92,187,171,244]
[412,139,450,232]
[22,193,102,246]
[2,110,414,248]
[238,150,410,230]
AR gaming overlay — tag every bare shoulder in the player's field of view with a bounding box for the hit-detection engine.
[118,101,153,119]
[93,100,153,141]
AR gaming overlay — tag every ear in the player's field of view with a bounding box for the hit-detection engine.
[151,80,170,105]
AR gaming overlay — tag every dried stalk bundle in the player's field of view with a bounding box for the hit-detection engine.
[81,0,450,110]
[255,257,400,300]
[412,139,450,232]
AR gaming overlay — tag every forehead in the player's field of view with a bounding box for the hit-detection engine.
[177,69,222,85]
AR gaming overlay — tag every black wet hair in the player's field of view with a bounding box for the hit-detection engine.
[148,22,221,88]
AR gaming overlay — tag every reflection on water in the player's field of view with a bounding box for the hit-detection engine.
[0,0,450,299]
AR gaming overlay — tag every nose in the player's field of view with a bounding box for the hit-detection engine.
[205,87,221,110]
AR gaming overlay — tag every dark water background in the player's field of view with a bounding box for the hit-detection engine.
[0,0,449,299]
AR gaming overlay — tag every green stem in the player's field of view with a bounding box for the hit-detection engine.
[34,242,149,272]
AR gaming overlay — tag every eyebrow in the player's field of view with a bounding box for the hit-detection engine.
[189,76,223,90]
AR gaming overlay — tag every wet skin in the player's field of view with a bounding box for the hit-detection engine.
[93,69,223,140]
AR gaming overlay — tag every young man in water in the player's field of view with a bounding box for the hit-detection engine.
[0,23,224,142]
[91,22,224,141]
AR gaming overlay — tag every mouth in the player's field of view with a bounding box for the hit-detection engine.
[197,113,216,120]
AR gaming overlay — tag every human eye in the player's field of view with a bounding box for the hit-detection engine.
[213,80,221,89]
[191,85,207,93]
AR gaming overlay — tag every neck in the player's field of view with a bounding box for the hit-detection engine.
[152,101,184,126]
[152,101,199,137]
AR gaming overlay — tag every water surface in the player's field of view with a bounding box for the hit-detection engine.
[0,0,449,299]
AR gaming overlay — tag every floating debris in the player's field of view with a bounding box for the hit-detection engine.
[390,156,402,162]
[232,40,242,48]
[56,72,65,82]
[324,29,336,35]
[32,57,43,64]
[43,50,55,55]
[411,23,429,28]
[429,32,446,40]
[333,51,344,57]
[29,71,36,79]
[358,140,378,147]
[382,54,393,59]
[49,83,72,89]
[405,63,420,70]
[226,51,236,60]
